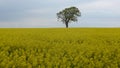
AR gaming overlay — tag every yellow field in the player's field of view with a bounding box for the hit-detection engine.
[0,28,120,68]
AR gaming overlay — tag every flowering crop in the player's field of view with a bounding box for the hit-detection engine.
[0,28,120,68]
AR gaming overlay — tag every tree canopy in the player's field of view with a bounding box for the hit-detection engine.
[57,6,81,28]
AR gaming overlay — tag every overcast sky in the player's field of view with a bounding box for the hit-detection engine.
[0,0,120,28]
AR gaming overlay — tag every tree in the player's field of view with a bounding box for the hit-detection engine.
[57,6,81,28]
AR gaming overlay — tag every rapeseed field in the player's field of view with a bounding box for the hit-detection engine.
[0,28,120,68]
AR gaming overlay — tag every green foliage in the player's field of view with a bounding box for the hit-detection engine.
[57,7,81,28]
[0,28,120,68]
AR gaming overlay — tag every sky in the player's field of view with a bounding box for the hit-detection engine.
[0,0,120,28]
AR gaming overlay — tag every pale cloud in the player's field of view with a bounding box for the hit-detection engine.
[26,8,56,15]
[0,0,120,27]
[0,18,63,28]
[82,1,113,9]
[78,0,120,10]
[75,0,120,19]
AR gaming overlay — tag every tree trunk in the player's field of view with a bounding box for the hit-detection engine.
[65,22,68,28]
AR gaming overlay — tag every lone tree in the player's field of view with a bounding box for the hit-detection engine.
[57,6,81,28]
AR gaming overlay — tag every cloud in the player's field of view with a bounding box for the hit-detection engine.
[79,0,120,11]
[76,0,120,18]
[0,0,120,27]
[0,17,64,28]
[81,1,113,9]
